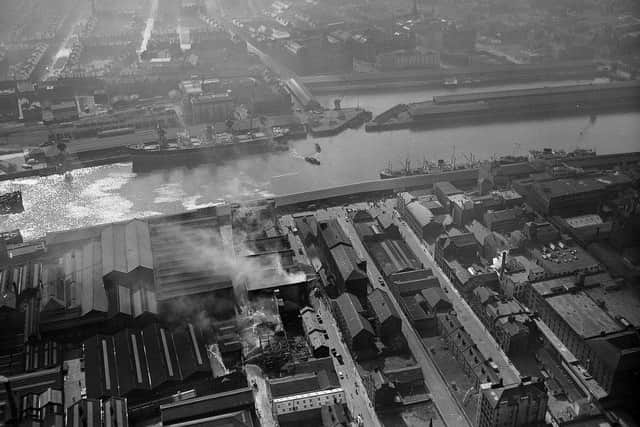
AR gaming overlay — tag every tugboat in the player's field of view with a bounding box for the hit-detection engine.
[443,77,459,88]
[305,156,320,165]
[0,191,24,215]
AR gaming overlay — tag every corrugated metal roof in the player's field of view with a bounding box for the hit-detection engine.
[80,241,108,316]
[101,219,153,277]
[406,201,434,228]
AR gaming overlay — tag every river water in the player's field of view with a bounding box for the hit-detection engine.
[2,81,640,239]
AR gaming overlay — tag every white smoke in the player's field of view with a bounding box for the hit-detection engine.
[158,221,306,350]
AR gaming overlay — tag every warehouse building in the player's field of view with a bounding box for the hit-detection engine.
[367,289,401,346]
[332,293,375,356]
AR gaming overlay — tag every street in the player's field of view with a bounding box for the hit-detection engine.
[386,203,521,386]
[324,207,472,427]
[245,364,279,427]
[311,293,382,427]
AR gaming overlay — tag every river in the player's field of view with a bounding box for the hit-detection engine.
[2,81,640,239]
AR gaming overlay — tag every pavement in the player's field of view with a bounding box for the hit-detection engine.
[385,201,521,386]
[310,293,381,427]
[323,206,471,427]
[245,364,278,427]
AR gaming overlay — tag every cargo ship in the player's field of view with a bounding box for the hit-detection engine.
[380,159,460,179]
[366,81,640,132]
[529,147,596,161]
[0,191,24,215]
[127,126,282,172]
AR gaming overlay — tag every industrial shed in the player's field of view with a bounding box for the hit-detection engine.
[333,293,375,353]
[367,289,401,344]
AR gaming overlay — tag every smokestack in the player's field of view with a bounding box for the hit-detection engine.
[499,251,507,279]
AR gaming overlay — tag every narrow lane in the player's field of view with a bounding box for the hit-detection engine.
[326,207,472,427]
[387,203,521,385]
[311,293,382,427]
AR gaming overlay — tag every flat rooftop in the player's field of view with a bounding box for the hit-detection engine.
[530,244,600,276]
[546,292,623,339]
[583,285,640,329]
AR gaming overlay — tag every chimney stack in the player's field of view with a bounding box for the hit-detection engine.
[499,251,507,279]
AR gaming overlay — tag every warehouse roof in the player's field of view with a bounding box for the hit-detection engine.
[319,219,351,249]
[335,293,374,338]
[368,289,400,325]
[433,181,462,196]
[269,372,320,398]
[406,201,434,228]
[533,178,606,200]
[101,219,153,276]
[330,244,366,283]
[546,292,623,339]
[434,81,640,105]
[420,287,450,312]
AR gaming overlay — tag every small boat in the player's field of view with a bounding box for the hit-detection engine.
[0,191,24,215]
[443,77,458,88]
[305,156,320,165]
[315,143,321,153]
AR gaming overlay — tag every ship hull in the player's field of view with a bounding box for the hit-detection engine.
[128,138,277,172]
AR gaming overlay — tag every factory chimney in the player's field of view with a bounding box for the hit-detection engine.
[499,251,507,279]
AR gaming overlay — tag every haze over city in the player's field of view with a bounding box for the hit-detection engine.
[0,0,639,427]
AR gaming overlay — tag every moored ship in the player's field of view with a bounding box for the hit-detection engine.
[529,147,596,161]
[380,159,458,179]
[127,125,283,172]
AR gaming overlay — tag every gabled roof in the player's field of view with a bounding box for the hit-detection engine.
[473,286,499,305]
[319,219,351,249]
[335,293,374,338]
[420,287,450,311]
[101,219,153,277]
[352,210,374,223]
[330,244,366,283]
[434,181,462,196]
[367,289,400,325]
[406,201,434,228]
[446,233,479,249]
[78,241,108,316]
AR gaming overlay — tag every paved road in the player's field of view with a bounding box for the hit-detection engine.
[246,364,279,427]
[325,207,472,427]
[311,293,381,427]
[386,202,521,386]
